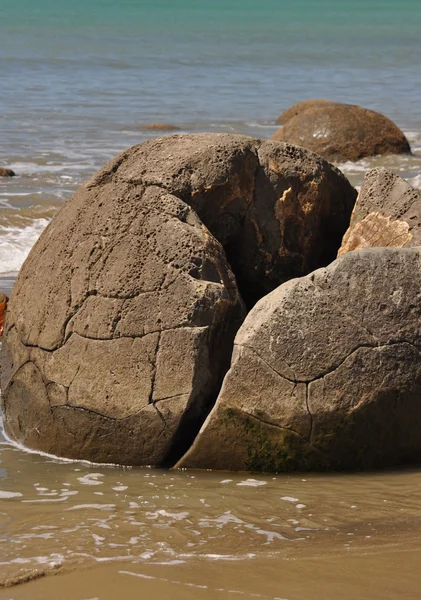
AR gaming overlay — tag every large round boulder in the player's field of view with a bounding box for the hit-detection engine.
[0,133,356,466]
[339,168,421,255]
[271,103,411,162]
[87,133,356,306]
[0,185,245,465]
[177,247,421,472]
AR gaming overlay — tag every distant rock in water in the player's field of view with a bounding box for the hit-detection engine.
[275,99,335,125]
[0,168,15,177]
[339,168,421,255]
[0,133,356,466]
[271,102,411,162]
[143,123,180,131]
[177,247,421,472]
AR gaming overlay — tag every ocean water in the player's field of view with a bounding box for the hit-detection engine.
[1,0,421,278]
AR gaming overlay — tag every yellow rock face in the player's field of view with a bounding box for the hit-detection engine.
[339,212,412,256]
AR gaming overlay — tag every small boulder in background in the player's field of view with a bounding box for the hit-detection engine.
[271,102,411,162]
[0,168,15,177]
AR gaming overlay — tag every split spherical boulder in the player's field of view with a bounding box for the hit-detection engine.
[177,247,421,472]
[271,103,411,162]
[0,133,356,467]
[339,168,421,255]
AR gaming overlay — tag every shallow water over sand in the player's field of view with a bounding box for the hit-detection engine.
[1,422,421,598]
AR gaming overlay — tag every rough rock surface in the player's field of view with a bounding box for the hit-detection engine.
[0,133,356,466]
[339,168,421,255]
[271,103,411,162]
[177,247,421,472]
[0,168,15,177]
[0,185,245,465]
[89,133,356,306]
[275,99,335,125]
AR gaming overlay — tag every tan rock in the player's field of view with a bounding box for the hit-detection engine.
[275,99,335,125]
[271,103,411,162]
[339,168,421,255]
[0,133,356,466]
[0,186,245,465]
[89,133,356,307]
[177,247,421,472]
[143,123,180,131]
[0,168,15,177]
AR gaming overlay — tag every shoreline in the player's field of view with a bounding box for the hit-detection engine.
[2,546,421,599]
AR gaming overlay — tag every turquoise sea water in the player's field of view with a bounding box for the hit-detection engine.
[0,0,421,273]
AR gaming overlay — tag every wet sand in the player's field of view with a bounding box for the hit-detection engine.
[2,425,421,599]
[2,548,421,600]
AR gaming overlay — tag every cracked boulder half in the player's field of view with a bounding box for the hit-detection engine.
[177,247,421,472]
[339,168,421,256]
[88,133,356,307]
[271,103,411,162]
[0,186,245,465]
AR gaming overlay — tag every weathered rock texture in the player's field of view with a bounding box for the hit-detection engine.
[0,185,245,465]
[0,168,15,177]
[90,134,356,306]
[275,99,335,125]
[339,168,421,256]
[271,103,411,162]
[0,133,356,466]
[177,247,421,472]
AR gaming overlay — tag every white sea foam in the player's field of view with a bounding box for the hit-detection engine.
[77,473,105,486]
[237,478,267,487]
[0,490,23,498]
[408,174,421,190]
[0,218,49,274]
